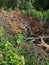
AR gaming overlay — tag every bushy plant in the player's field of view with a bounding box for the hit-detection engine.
[0,26,4,36]
[0,0,49,21]
[30,9,43,20]
[0,40,25,65]
[43,9,49,21]
[22,9,43,20]
[15,33,25,45]
[0,27,25,65]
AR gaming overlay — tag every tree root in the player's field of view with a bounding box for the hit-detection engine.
[37,36,49,52]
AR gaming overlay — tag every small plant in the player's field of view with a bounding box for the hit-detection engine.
[0,39,25,65]
[14,33,25,45]
[0,26,4,36]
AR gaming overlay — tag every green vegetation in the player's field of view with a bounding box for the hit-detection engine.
[0,27,25,65]
[0,41,25,65]
[0,0,49,21]
[0,26,49,65]
[0,0,49,65]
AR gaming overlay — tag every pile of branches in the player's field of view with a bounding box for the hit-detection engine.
[0,9,49,52]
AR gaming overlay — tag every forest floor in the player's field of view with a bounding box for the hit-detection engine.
[0,9,49,61]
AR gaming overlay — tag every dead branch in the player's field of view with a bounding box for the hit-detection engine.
[26,35,49,41]
[37,36,49,52]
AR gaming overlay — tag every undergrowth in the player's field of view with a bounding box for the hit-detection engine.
[0,26,49,65]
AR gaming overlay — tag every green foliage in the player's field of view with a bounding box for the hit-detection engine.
[0,25,49,65]
[30,9,43,20]
[0,39,25,65]
[7,33,25,46]
[0,27,25,65]
[47,62,49,65]
[0,0,49,21]
[16,41,49,65]
[15,33,25,45]
[21,10,26,14]
[0,26,4,36]
[43,9,49,21]
[0,1,49,64]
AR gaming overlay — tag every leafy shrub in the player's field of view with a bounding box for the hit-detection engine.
[21,10,27,14]
[0,27,25,65]
[0,0,49,21]
[0,40,25,65]
[43,9,49,21]
[16,40,49,65]
[15,33,25,45]
[30,9,43,20]
[0,26,4,36]
[22,9,43,20]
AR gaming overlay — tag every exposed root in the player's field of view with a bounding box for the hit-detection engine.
[37,36,49,52]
